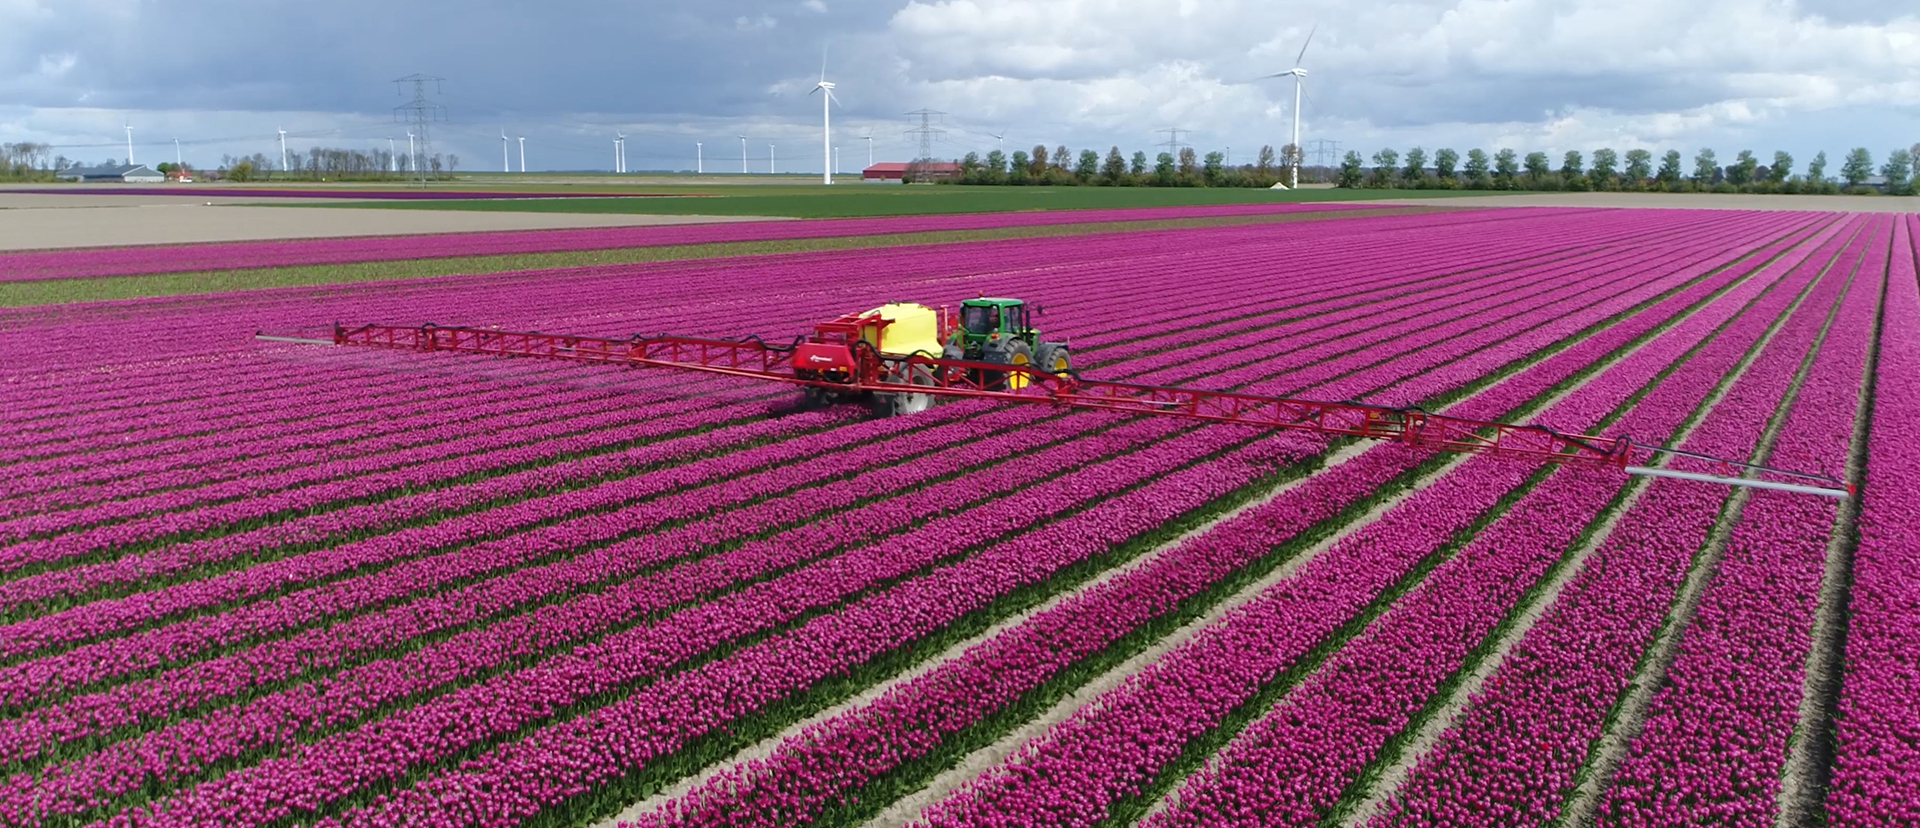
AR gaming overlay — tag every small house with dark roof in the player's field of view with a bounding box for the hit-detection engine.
[56,164,167,183]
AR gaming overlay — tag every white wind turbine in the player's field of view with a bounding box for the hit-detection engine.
[810,49,840,185]
[124,124,134,165]
[502,129,510,173]
[1259,24,1315,189]
[518,136,527,172]
[990,127,1008,154]
[863,131,874,169]
[278,127,289,171]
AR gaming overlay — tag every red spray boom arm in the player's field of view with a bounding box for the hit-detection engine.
[256,321,1853,499]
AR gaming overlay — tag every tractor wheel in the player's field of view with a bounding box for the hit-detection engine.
[1034,342,1071,375]
[985,339,1034,391]
[872,364,936,417]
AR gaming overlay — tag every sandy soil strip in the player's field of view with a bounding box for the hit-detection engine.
[1552,240,1860,828]
[0,204,781,251]
[1771,257,1886,828]
[1335,247,1815,828]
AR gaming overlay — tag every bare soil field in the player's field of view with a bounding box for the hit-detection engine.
[1380,191,1920,212]
[0,191,782,250]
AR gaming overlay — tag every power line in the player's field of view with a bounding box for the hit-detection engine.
[1156,127,1190,156]
[904,108,946,163]
[393,73,447,186]
[1307,138,1341,168]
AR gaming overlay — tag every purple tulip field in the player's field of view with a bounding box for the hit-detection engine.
[0,202,1373,282]
[0,206,1912,828]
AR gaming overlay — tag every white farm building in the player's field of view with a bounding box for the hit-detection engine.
[56,164,166,183]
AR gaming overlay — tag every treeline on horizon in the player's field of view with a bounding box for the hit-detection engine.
[935,141,1920,195]
[936,144,1300,188]
[1335,145,1920,195]
[0,142,458,182]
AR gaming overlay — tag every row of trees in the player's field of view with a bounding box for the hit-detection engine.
[1336,145,1920,195]
[1,142,70,181]
[940,143,1308,188]
[217,147,458,182]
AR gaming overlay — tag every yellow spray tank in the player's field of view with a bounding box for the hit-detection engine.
[860,302,946,359]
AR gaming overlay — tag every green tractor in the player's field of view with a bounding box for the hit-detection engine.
[942,297,1070,390]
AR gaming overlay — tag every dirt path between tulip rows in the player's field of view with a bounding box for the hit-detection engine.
[1334,228,1827,828]
[1771,244,1889,828]
[1552,230,1862,828]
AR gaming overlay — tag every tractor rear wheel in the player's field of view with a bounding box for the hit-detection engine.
[872,364,935,417]
[985,339,1034,391]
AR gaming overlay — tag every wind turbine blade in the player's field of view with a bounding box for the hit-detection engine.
[1296,24,1316,66]
[820,44,829,82]
[809,85,820,96]
[826,88,841,106]
[1255,72,1290,80]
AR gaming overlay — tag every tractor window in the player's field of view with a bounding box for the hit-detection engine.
[962,305,998,334]
[1008,305,1027,333]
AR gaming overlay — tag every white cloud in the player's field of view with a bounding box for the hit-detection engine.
[880,0,1920,159]
[735,14,777,30]
[802,0,828,13]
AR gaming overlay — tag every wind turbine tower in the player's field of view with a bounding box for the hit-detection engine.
[1259,25,1315,189]
[389,137,397,171]
[502,130,510,173]
[278,128,288,171]
[696,141,703,173]
[124,125,134,165]
[739,135,748,174]
[519,137,526,172]
[864,132,873,168]
[811,51,839,185]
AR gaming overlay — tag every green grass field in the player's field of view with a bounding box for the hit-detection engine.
[4,205,1452,308]
[314,182,1486,218]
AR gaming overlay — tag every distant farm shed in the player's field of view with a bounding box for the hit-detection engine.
[57,164,167,183]
[862,162,961,182]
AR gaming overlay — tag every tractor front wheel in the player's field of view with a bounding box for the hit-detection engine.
[1034,342,1071,375]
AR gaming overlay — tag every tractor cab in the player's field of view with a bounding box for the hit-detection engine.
[944,297,1071,383]
[953,298,1036,348]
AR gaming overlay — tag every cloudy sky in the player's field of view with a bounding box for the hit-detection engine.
[3,0,1916,173]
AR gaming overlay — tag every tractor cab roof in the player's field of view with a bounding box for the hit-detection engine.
[961,297,1025,308]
